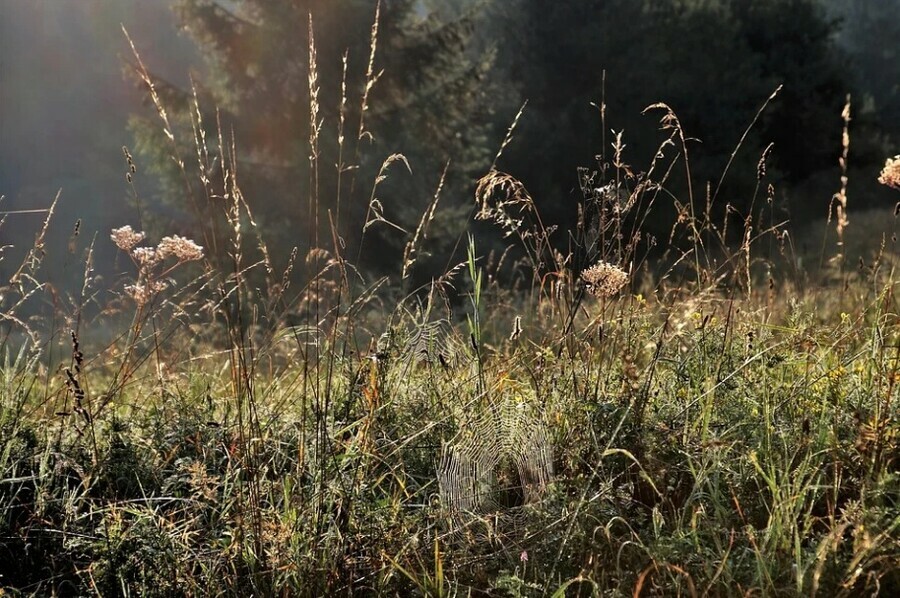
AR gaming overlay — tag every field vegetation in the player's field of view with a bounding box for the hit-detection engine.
[2,2,900,596]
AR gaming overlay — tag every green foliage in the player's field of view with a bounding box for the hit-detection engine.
[491,0,855,235]
[826,0,900,137]
[126,0,898,282]
[3,272,900,594]
[5,2,900,595]
[130,0,498,276]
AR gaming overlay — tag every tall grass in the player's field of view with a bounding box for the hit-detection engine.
[1,8,899,597]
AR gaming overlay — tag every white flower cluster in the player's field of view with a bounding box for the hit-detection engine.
[879,155,900,190]
[157,235,204,262]
[111,225,204,306]
[110,225,145,252]
[581,261,629,298]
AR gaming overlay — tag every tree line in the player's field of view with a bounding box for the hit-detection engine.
[129,0,900,283]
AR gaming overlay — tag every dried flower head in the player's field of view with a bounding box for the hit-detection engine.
[582,261,629,298]
[124,280,167,306]
[131,247,160,267]
[110,225,145,252]
[879,156,900,190]
[157,235,204,262]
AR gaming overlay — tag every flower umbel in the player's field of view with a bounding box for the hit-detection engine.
[157,235,204,262]
[110,225,145,252]
[111,225,204,306]
[879,155,900,190]
[581,261,629,298]
[131,247,160,267]
[124,281,168,306]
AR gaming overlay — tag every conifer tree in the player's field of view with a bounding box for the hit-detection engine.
[825,0,900,143]
[129,0,497,276]
[489,0,852,235]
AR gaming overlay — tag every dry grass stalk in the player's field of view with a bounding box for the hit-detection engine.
[189,78,211,189]
[307,14,321,158]
[362,154,410,235]
[335,50,350,230]
[833,95,851,250]
[644,102,704,280]
[491,101,527,170]
[475,170,535,239]
[122,26,174,143]
[10,190,59,289]
[713,85,782,204]
[402,161,449,280]
[358,0,383,144]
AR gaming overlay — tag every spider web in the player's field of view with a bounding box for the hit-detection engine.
[438,395,553,542]
[399,318,466,369]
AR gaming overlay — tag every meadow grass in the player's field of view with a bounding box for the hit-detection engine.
[3,145,899,595]
[1,14,899,597]
[2,234,899,596]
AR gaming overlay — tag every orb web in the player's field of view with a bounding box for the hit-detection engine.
[438,395,553,541]
[399,318,465,369]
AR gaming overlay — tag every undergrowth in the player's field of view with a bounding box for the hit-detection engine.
[1,10,899,597]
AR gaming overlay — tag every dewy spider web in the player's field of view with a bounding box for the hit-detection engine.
[399,318,464,369]
[438,394,553,542]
